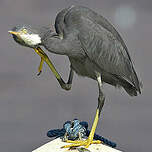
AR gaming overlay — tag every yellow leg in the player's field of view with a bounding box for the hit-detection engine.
[33,47,61,80]
[37,57,44,76]
[62,108,102,148]
[86,108,100,148]
[33,47,74,91]
[33,47,102,148]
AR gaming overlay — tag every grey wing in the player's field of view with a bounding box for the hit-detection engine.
[55,6,75,36]
[78,16,141,95]
[55,6,141,95]
[55,8,68,35]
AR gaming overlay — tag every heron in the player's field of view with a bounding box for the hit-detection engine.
[8,5,141,148]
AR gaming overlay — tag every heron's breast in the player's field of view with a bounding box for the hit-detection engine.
[69,57,100,79]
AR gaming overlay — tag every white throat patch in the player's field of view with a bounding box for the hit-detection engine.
[20,33,41,46]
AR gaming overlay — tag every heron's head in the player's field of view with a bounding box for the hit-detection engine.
[8,25,42,48]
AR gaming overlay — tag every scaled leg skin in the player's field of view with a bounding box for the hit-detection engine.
[62,75,105,148]
[34,47,74,91]
[58,68,74,91]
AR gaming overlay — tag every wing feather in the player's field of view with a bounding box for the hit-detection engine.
[79,16,141,93]
[56,6,141,94]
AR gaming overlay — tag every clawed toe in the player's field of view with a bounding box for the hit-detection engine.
[61,139,102,148]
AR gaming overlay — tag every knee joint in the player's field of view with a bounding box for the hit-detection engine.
[62,84,71,91]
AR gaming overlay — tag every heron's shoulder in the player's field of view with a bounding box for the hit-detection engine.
[62,6,130,55]
[55,5,77,23]
[55,5,87,35]
[56,6,130,60]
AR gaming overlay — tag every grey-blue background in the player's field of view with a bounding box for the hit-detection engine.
[0,0,151,152]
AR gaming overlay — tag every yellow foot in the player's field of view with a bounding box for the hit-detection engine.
[37,57,44,76]
[61,139,102,149]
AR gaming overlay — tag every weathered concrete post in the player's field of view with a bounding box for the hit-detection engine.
[32,138,122,152]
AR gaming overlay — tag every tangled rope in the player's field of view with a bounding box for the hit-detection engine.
[47,119,116,148]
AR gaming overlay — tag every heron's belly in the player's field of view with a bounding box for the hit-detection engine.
[69,57,100,79]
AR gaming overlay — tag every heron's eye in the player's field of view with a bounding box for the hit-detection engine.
[21,28,28,34]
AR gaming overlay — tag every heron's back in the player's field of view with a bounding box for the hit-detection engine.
[55,6,141,96]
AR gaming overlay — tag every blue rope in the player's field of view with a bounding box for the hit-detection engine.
[47,119,116,148]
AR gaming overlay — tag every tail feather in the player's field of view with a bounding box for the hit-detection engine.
[123,84,138,96]
[118,76,141,96]
[102,71,142,96]
[130,67,142,94]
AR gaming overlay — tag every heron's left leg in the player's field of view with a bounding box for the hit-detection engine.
[34,47,74,90]
[58,68,74,90]
[37,57,44,76]
[62,75,105,148]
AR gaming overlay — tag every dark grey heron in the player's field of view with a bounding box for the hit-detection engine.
[8,5,141,148]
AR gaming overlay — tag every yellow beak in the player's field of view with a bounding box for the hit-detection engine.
[8,31,19,36]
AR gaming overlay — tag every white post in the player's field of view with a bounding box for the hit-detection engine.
[32,138,122,152]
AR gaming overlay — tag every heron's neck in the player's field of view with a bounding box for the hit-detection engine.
[42,34,70,55]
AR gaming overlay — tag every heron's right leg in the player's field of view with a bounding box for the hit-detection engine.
[62,75,105,148]
[97,75,105,116]
[83,75,105,148]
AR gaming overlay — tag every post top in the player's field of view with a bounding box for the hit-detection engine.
[32,138,122,152]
